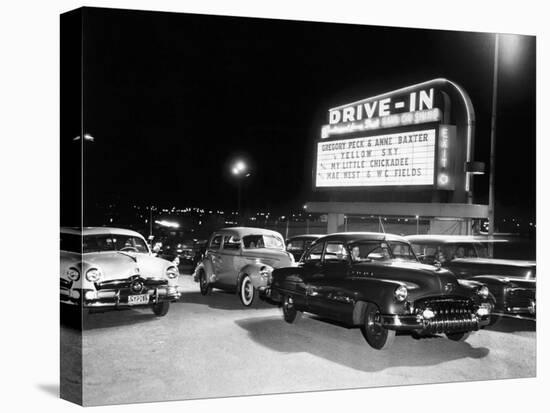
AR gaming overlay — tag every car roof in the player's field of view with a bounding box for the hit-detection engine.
[212,227,284,238]
[405,234,484,244]
[316,232,409,244]
[287,234,325,241]
[61,226,145,238]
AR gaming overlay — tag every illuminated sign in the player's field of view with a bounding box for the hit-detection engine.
[322,88,442,138]
[315,129,436,188]
[436,124,456,190]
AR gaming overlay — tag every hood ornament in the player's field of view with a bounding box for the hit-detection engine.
[433,261,442,270]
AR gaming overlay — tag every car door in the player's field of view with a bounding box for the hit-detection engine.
[217,234,242,286]
[299,241,325,312]
[206,234,224,282]
[307,241,352,320]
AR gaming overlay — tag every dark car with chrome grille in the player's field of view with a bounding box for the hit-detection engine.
[406,234,536,322]
[267,232,493,350]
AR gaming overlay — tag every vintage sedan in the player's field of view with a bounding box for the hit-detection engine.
[60,227,181,316]
[194,227,295,306]
[268,232,493,350]
[286,234,324,261]
[406,234,536,321]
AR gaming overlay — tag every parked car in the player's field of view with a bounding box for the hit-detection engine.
[406,234,536,321]
[286,234,324,261]
[60,227,181,316]
[267,232,493,350]
[194,227,295,306]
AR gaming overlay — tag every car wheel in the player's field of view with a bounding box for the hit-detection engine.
[239,275,256,307]
[152,301,170,316]
[445,331,472,341]
[199,269,212,296]
[360,303,395,350]
[282,295,302,324]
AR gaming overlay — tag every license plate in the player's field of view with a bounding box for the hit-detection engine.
[128,294,150,305]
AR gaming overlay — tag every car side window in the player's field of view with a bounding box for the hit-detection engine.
[303,242,324,263]
[209,235,223,250]
[223,235,241,250]
[324,242,348,262]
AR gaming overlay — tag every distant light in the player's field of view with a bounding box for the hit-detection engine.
[73,133,95,142]
[155,220,180,228]
[232,167,239,175]
[415,215,419,219]
[236,161,245,171]
[303,204,307,210]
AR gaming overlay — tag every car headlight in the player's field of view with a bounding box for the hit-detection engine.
[166,266,179,279]
[477,285,489,299]
[66,267,80,281]
[394,285,408,302]
[85,268,102,282]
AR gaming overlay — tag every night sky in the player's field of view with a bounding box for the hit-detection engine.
[80,7,536,218]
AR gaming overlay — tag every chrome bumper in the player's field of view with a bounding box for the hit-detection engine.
[381,308,491,333]
[60,286,181,308]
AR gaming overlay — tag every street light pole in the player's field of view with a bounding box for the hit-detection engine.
[149,205,153,238]
[237,179,242,224]
[488,34,500,255]
[231,160,249,226]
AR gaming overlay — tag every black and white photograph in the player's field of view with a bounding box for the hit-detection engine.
[58,5,537,406]
[2,1,546,412]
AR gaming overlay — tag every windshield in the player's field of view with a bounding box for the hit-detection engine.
[349,241,417,262]
[243,234,284,250]
[82,233,149,254]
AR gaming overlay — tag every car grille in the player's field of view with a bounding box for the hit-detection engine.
[96,275,168,290]
[415,298,478,333]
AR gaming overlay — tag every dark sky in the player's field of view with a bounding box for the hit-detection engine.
[80,7,536,218]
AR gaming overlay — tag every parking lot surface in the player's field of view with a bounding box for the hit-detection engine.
[62,274,536,406]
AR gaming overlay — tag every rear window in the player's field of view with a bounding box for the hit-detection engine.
[286,239,304,251]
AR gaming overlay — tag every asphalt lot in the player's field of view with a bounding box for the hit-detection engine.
[61,273,536,406]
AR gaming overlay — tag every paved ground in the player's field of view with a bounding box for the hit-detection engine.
[61,273,536,406]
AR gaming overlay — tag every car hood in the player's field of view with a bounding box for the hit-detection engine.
[240,248,294,268]
[447,257,536,279]
[82,252,173,281]
[353,259,462,298]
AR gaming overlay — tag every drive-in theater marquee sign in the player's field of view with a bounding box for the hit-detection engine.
[315,85,457,191]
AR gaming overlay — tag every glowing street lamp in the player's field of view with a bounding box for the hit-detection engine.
[230,159,250,222]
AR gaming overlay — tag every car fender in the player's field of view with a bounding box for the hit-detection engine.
[351,278,413,323]
[468,274,513,285]
[194,259,215,283]
[237,263,272,290]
